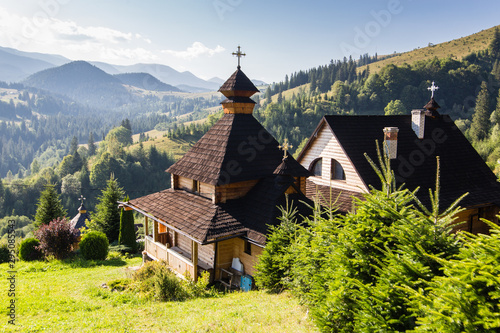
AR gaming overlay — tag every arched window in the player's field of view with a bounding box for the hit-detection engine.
[331,159,345,180]
[309,158,322,177]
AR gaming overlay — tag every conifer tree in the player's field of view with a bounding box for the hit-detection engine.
[90,175,125,243]
[118,196,137,252]
[34,184,67,228]
[69,136,78,155]
[88,132,96,156]
[489,27,500,58]
[469,81,491,141]
[490,88,500,125]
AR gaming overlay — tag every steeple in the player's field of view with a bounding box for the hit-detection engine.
[218,46,259,114]
[423,81,441,117]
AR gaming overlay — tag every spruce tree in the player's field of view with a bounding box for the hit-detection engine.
[469,81,491,141]
[489,27,500,58]
[90,175,125,243]
[491,88,500,125]
[88,132,96,156]
[118,198,137,253]
[34,184,67,228]
[69,136,78,155]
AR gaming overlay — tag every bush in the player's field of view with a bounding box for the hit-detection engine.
[35,218,79,260]
[18,238,43,261]
[0,242,11,263]
[80,231,109,260]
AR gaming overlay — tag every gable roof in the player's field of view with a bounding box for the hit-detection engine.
[302,115,500,209]
[167,113,308,185]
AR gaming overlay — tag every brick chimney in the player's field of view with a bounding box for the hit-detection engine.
[383,127,399,159]
[411,109,426,139]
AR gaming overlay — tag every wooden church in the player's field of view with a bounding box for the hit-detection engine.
[297,83,500,234]
[120,49,312,282]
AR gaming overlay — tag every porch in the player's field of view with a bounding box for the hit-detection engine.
[143,216,213,282]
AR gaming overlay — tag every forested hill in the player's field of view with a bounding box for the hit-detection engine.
[114,73,182,92]
[253,25,500,176]
[23,61,134,109]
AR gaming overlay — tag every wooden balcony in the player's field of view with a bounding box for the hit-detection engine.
[144,236,199,280]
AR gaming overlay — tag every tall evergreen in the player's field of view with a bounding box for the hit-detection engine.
[469,81,491,141]
[88,132,96,156]
[90,175,125,243]
[490,27,500,58]
[118,197,137,252]
[69,136,78,155]
[491,88,500,125]
[34,184,67,228]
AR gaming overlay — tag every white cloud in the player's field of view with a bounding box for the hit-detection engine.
[0,6,154,64]
[162,42,225,59]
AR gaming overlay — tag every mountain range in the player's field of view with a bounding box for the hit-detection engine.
[0,45,266,93]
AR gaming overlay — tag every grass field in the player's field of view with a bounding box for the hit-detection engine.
[358,24,500,74]
[128,135,199,160]
[0,256,317,332]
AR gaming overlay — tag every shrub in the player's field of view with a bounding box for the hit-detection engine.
[18,238,43,261]
[80,231,109,260]
[0,242,11,263]
[35,218,79,260]
[119,204,137,253]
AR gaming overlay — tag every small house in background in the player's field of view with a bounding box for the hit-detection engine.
[70,195,90,235]
[297,84,500,234]
[120,48,312,283]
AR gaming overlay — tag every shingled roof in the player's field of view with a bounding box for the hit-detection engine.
[126,189,246,244]
[218,68,259,94]
[167,113,308,185]
[125,176,313,245]
[318,115,500,209]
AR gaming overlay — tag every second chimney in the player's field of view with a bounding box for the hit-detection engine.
[383,127,399,159]
[411,109,426,139]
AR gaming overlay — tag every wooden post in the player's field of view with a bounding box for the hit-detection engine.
[153,220,159,242]
[192,240,198,282]
[144,216,149,237]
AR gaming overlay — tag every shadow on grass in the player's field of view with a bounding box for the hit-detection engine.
[66,256,128,268]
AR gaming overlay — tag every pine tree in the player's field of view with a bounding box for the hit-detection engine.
[88,132,96,156]
[489,27,500,58]
[118,197,137,253]
[34,184,67,228]
[90,175,125,243]
[491,88,500,125]
[469,81,491,141]
[69,136,78,155]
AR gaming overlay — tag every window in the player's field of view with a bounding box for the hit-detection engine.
[331,159,346,181]
[244,240,252,255]
[192,180,200,194]
[309,158,322,177]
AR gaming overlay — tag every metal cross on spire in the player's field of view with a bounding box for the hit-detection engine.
[278,138,293,159]
[78,195,86,205]
[428,81,439,98]
[232,45,246,69]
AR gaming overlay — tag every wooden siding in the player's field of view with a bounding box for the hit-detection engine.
[215,179,259,203]
[214,237,263,279]
[178,176,194,192]
[198,243,215,267]
[200,182,215,200]
[300,124,368,193]
[215,238,235,279]
[453,205,499,234]
[175,232,192,254]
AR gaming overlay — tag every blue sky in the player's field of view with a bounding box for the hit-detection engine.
[0,0,499,83]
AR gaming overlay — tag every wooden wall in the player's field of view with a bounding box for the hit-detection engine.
[215,179,259,203]
[453,205,499,234]
[299,123,368,193]
[214,237,263,279]
[174,175,214,200]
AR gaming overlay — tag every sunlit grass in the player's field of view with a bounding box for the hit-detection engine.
[0,257,316,332]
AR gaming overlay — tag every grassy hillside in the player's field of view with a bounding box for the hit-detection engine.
[0,257,317,332]
[130,132,199,160]
[359,24,500,74]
